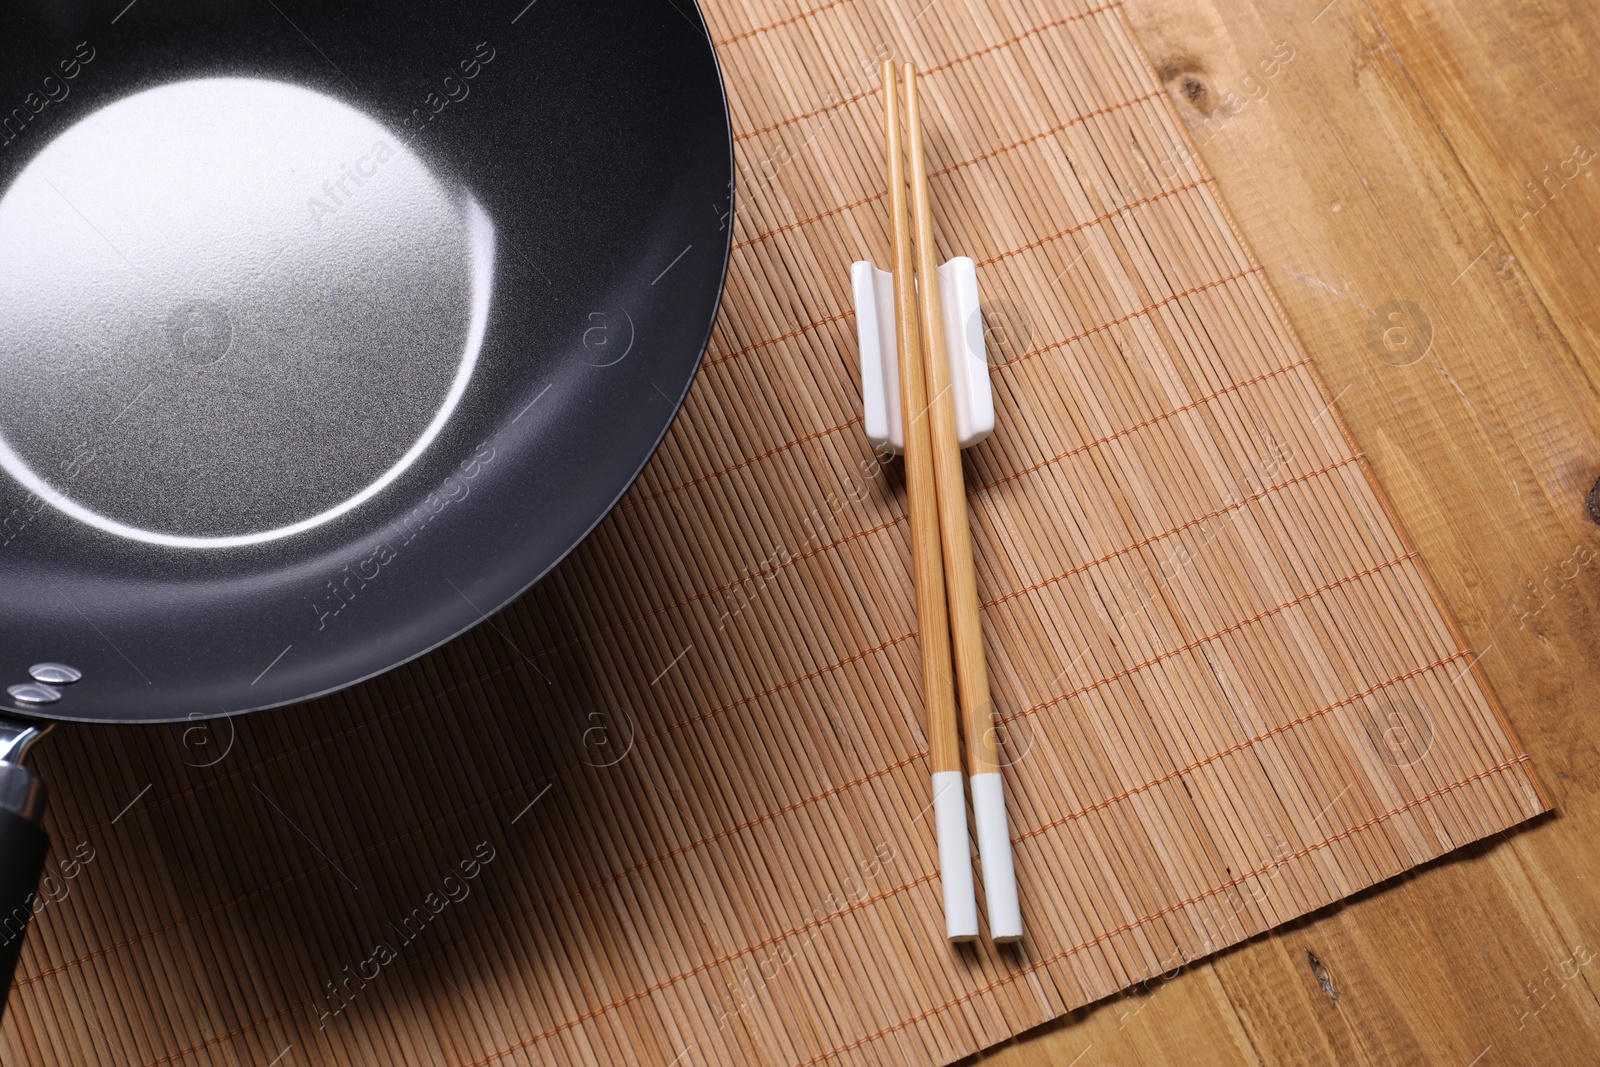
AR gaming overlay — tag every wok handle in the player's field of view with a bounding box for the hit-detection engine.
[0,764,46,1017]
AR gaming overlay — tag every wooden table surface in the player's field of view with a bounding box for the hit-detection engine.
[973,0,1600,1063]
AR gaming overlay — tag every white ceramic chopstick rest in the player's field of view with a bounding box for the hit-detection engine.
[852,256,993,454]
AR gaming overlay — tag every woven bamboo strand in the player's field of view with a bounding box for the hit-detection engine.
[0,4,1551,1066]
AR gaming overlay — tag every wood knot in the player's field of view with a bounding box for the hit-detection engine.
[1307,949,1339,1001]
[1155,56,1210,112]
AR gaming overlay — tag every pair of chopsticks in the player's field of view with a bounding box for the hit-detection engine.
[882,61,1022,944]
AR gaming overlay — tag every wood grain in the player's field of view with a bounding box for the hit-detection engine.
[985,0,1600,1062]
[0,0,1575,1064]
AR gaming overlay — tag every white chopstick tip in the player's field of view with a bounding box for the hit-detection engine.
[932,770,980,941]
[971,772,1023,942]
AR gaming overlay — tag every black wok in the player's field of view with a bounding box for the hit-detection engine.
[0,0,733,1012]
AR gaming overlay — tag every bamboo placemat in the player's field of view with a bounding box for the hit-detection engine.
[4,0,1548,1064]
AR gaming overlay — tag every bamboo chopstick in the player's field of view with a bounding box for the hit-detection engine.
[883,59,979,944]
[904,61,1023,943]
